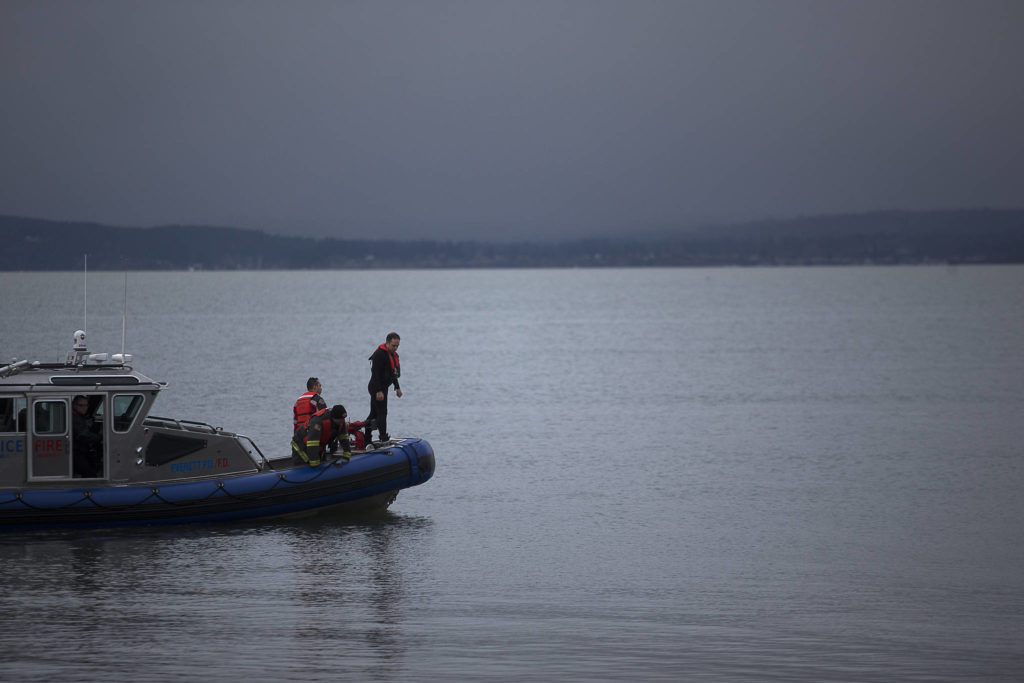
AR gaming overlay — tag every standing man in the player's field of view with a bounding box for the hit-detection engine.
[366,332,402,444]
[294,377,327,434]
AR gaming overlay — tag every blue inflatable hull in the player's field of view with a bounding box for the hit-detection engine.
[0,438,434,529]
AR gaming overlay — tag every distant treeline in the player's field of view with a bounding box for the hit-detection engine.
[1,209,1023,270]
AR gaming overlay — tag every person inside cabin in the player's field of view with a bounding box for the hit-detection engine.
[365,332,402,444]
[0,398,25,432]
[293,377,327,434]
[72,395,102,478]
[0,398,13,432]
[291,404,352,467]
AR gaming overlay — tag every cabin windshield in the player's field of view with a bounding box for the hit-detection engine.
[112,394,145,432]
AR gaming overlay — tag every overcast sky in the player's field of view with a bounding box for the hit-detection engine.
[2,1,1022,242]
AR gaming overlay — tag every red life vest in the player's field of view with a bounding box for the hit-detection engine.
[374,344,400,377]
[293,391,318,433]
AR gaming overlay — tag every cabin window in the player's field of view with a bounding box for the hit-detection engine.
[0,396,27,432]
[30,399,71,479]
[34,400,67,435]
[112,394,144,432]
[146,433,208,466]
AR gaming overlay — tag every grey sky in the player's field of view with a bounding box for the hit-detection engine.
[2,0,1022,241]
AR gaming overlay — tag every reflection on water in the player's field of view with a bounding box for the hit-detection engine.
[280,513,434,678]
[0,512,435,681]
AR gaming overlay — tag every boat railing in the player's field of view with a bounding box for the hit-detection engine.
[145,415,225,434]
[234,434,272,470]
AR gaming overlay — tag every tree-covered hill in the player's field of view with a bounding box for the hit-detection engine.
[1,209,1022,270]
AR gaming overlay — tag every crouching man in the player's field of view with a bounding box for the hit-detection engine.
[291,404,352,467]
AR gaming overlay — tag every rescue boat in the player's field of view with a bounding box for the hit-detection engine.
[0,332,434,529]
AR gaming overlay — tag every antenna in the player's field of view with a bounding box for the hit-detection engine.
[83,254,88,334]
[121,271,128,358]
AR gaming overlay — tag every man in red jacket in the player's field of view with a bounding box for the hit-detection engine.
[293,377,327,434]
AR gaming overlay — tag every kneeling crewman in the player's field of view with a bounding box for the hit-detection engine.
[291,404,352,467]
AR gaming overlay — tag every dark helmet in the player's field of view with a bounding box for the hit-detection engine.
[330,405,347,420]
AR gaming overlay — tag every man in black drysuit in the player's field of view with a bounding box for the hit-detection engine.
[365,332,402,444]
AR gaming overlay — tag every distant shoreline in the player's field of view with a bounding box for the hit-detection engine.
[2,209,1022,270]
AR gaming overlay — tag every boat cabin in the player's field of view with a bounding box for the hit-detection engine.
[1,331,266,489]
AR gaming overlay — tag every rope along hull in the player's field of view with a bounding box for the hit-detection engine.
[0,438,435,528]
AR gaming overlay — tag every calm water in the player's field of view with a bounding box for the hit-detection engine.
[1,266,1022,681]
